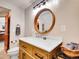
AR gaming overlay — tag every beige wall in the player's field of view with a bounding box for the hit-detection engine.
[0,12,8,16]
[25,0,79,43]
[0,0,25,48]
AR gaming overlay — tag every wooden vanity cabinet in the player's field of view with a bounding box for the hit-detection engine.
[19,40,61,59]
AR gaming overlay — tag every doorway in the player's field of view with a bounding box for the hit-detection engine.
[0,7,10,52]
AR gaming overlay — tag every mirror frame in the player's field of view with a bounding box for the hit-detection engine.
[34,8,55,34]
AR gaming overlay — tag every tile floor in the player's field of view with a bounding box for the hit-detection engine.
[0,51,10,59]
[0,41,4,52]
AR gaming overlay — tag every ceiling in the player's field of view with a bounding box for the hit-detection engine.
[0,0,37,16]
[2,0,37,9]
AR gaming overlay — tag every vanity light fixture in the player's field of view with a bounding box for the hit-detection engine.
[33,0,48,9]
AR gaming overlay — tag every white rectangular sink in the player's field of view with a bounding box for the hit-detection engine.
[19,36,63,52]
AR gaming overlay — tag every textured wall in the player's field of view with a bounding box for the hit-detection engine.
[25,0,79,43]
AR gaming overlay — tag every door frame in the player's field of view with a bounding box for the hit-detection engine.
[4,12,10,52]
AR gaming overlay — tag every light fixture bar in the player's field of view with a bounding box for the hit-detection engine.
[33,0,48,9]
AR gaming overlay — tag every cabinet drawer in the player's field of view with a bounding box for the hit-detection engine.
[19,40,32,55]
[32,47,48,59]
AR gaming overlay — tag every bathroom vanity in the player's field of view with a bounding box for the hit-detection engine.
[19,37,62,59]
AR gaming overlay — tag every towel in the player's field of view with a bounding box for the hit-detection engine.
[66,42,79,50]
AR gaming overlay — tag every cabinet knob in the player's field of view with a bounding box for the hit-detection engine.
[22,46,26,49]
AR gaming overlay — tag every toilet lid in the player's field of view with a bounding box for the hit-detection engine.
[8,47,19,53]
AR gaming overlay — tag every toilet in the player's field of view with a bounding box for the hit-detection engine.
[7,47,19,59]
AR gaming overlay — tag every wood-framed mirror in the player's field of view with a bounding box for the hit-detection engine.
[34,8,55,34]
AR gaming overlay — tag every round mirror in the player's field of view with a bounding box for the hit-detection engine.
[34,8,55,34]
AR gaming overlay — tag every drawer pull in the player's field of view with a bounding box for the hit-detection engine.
[35,53,43,59]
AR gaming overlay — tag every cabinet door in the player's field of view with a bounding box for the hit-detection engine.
[19,48,33,59]
[24,52,32,59]
[19,40,32,55]
[19,48,23,59]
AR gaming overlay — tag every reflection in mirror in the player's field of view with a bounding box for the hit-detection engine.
[34,8,55,34]
[38,11,53,32]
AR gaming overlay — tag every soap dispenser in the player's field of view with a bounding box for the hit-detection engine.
[15,24,21,36]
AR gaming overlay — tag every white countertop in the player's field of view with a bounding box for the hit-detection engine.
[0,32,5,34]
[19,36,62,52]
